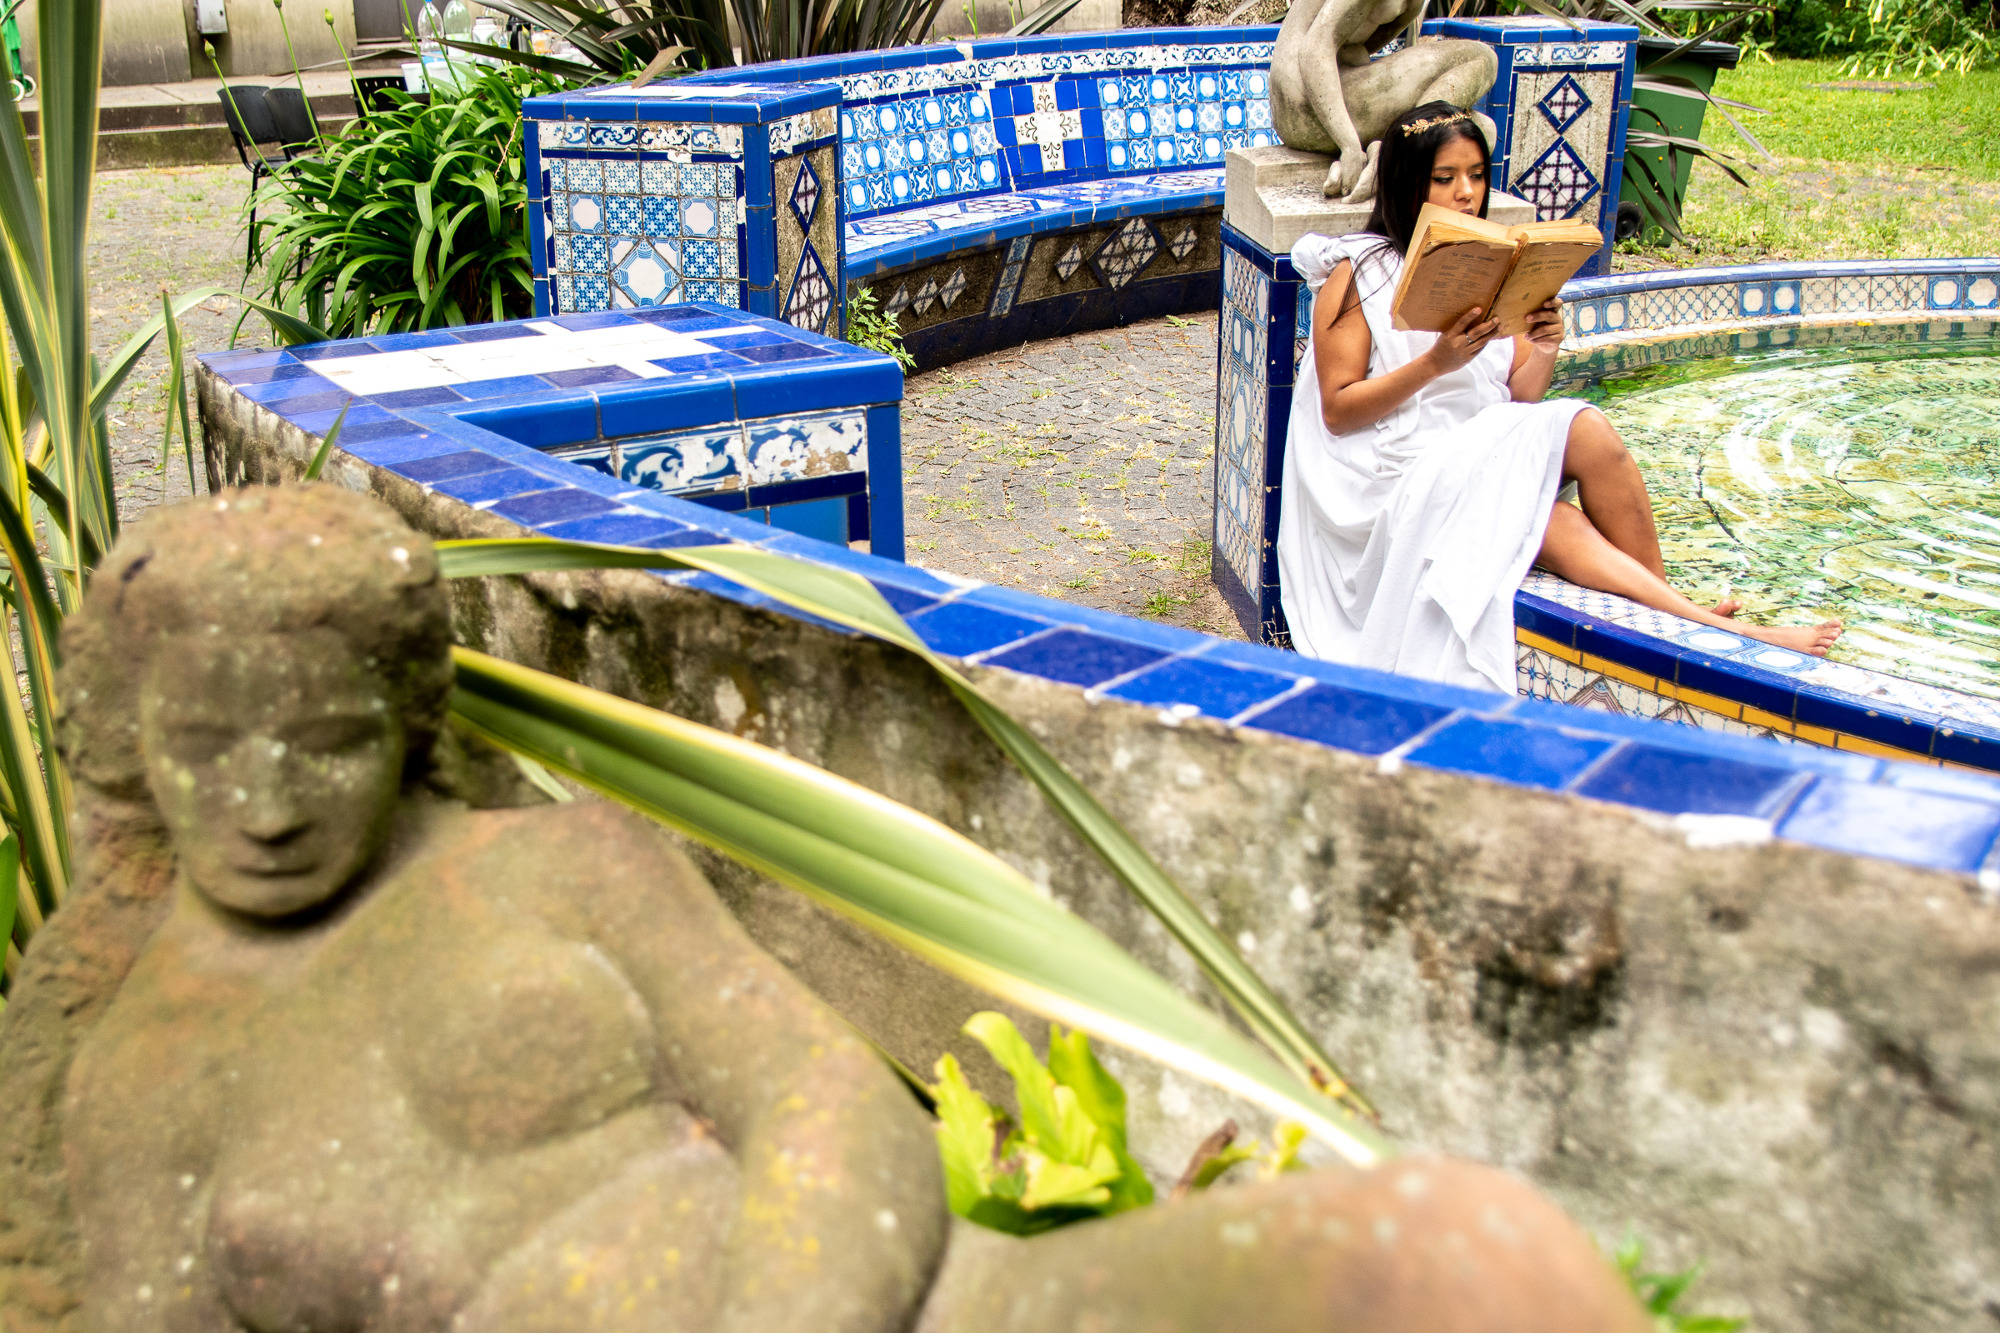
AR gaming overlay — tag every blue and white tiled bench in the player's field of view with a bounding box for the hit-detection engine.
[526,29,1283,368]
[198,305,904,551]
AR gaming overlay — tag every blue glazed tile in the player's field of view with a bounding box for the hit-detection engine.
[452,323,542,343]
[293,402,392,435]
[239,377,341,406]
[290,340,380,361]
[538,512,701,546]
[1106,656,1297,720]
[1575,619,1682,681]
[1880,762,2000,802]
[1574,744,1805,817]
[1513,593,1580,647]
[655,352,752,374]
[489,487,621,527]
[1794,685,1938,756]
[456,375,555,399]
[737,342,834,363]
[367,330,462,351]
[544,365,641,389]
[962,583,1210,654]
[458,396,600,450]
[1242,685,1456,756]
[371,385,466,409]
[1203,639,1503,713]
[1777,778,2000,872]
[705,329,791,349]
[551,310,638,331]
[903,600,1059,658]
[1406,716,1616,790]
[335,418,434,445]
[344,432,459,466]
[223,361,322,386]
[1676,652,1800,721]
[203,348,286,373]
[389,449,508,483]
[1934,719,2000,770]
[598,379,737,436]
[980,628,1167,688]
[431,465,552,504]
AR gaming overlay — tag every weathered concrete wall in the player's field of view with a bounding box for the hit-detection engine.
[201,369,2000,1333]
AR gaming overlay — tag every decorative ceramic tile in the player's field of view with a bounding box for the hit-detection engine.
[1091,218,1160,290]
[559,407,867,496]
[989,234,1032,318]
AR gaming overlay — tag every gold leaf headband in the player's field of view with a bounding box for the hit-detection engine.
[1401,110,1470,136]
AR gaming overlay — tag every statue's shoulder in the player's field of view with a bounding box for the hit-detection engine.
[456,799,713,902]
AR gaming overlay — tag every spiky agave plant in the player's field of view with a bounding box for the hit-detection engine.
[6,0,1391,1172]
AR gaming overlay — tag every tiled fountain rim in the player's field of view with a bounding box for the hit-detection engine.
[1566,255,2000,299]
[200,284,2000,885]
[1525,256,2000,780]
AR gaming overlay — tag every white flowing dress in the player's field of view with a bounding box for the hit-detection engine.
[1275,232,1589,694]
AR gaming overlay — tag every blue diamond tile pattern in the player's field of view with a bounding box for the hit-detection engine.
[1537,73,1591,134]
[1090,217,1161,291]
[790,155,822,232]
[785,242,835,334]
[1512,138,1601,221]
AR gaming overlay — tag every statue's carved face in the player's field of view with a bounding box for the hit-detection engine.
[141,630,406,917]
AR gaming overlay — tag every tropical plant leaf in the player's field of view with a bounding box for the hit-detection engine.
[446,645,1393,1165]
[302,400,352,482]
[433,537,1376,1120]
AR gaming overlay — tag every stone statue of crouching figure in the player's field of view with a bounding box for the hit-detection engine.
[1273,0,1499,200]
[0,485,1644,1333]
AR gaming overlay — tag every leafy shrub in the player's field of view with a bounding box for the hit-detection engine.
[1818,0,1998,73]
[932,1012,1154,1234]
[846,285,915,369]
[253,62,566,339]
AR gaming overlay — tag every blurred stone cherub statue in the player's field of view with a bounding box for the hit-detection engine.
[1273,0,1500,199]
[0,485,1644,1333]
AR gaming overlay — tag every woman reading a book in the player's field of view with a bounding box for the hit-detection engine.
[1276,101,1841,693]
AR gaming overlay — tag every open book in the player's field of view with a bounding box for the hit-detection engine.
[1389,203,1602,337]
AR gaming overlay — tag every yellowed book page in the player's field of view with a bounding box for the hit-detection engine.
[1486,238,1600,336]
[1390,233,1516,332]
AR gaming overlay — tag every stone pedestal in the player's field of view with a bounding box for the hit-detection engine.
[523,84,845,338]
[1212,146,1534,645]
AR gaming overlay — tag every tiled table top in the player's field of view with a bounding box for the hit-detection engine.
[206,306,901,456]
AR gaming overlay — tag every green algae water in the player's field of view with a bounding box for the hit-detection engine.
[1590,340,2000,700]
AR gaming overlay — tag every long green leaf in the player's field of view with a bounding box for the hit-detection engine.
[448,645,1392,1165]
[433,538,1374,1119]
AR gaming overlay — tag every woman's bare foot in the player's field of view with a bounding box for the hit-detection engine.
[1734,619,1843,656]
[1713,597,1743,618]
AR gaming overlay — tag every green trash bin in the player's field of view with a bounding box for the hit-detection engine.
[1618,37,1739,242]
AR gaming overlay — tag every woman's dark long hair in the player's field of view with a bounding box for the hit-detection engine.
[1363,100,1492,254]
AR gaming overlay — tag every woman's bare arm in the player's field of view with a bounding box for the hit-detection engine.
[1507,299,1565,403]
[1312,257,1502,435]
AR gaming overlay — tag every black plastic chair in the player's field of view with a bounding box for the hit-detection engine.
[218,86,285,271]
[265,87,319,157]
[353,73,405,118]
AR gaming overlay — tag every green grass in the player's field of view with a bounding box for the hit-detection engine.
[1617,57,2000,265]
[1702,57,2000,176]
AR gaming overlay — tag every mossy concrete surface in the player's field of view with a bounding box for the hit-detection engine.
[201,368,2000,1333]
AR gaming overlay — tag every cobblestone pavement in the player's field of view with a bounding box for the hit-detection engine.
[901,312,1248,640]
[90,165,252,521]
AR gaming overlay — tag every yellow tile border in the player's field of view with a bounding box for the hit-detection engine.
[1579,653,1658,693]
[1515,629,1580,664]
[1516,621,1949,767]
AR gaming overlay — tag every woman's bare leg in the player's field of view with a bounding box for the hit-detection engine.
[1539,502,1842,655]
[1562,407,1744,615]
